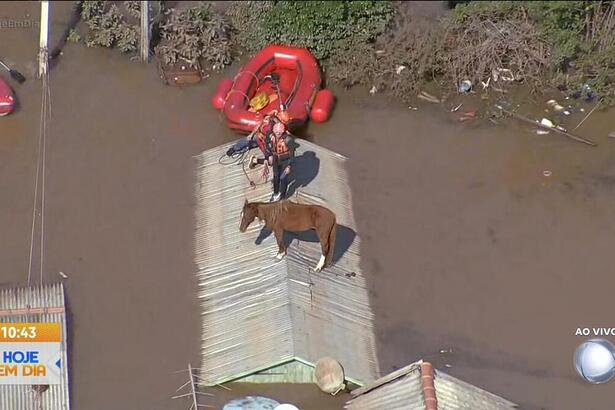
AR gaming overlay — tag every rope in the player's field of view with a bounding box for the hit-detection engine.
[218,147,270,189]
[233,70,259,89]
[27,56,51,288]
[40,69,50,285]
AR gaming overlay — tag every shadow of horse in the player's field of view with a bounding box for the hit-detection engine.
[286,150,319,198]
[255,223,356,265]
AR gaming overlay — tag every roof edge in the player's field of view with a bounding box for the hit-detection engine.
[293,356,366,387]
[199,356,295,386]
[350,359,424,397]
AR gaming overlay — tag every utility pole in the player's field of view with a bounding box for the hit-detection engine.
[38,0,50,77]
[140,1,150,63]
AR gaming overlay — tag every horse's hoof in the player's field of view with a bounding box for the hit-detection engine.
[275,252,286,260]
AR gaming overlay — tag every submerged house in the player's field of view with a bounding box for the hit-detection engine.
[345,361,518,410]
[193,140,379,387]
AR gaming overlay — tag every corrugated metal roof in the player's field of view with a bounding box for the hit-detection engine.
[434,371,517,410]
[346,361,518,410]
[0,283,70,410]
[194,140,379,386]
[344,369,425,409]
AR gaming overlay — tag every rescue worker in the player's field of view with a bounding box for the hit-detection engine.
[225,115,274,159]
[274,104,291,125]
[266,121,294,202]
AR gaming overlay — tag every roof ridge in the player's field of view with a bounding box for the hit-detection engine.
[420,362,438,410]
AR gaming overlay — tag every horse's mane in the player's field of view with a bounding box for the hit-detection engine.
[259,200,290,225]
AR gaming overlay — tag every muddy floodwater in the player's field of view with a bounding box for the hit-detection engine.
[2,2,615,410]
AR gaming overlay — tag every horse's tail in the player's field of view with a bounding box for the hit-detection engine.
[325,215,337,268]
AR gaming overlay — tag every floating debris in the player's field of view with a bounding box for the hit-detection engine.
[540,118,555,128]
[458,80,472,94]
[395,65,406,75]
[573,100,601,130]
[457,110,477,122]
[546,99,565,112]
[609,132,615,139]
[493,68,515,82]
[369,85,377,95]
[451,103,463,112]
[495,105,597,146]
[58,272,68,279]
[543,170,552,177]
[418,91,440,103]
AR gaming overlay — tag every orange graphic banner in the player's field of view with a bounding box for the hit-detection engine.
[0,323,61,342]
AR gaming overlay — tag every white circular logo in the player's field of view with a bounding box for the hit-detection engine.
[574,339,615,384]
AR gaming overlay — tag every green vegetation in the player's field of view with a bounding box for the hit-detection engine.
[70,0,615,105]
[448,1,615,103]
[155,3,232,69]
[66,29,81,44]
[226,1,394,60]
[79,1,140,53]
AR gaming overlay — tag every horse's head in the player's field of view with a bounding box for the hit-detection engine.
[239,200,258,232]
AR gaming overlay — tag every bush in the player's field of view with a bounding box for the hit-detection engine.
[526,1,586,68]
[558,1,615,103]
[80,1,139,53]
[67,29,81,44]
[440,2,551,92]
[155,3,233,70]
[226,1,394,60]
[326,3,439,100]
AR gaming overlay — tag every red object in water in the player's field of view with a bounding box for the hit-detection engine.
[0,77,15,117]
[211,78,233,110]
[211,45,332,133]
[311,89,335,123]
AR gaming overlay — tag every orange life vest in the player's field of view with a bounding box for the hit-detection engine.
[270,133,289,156]
[276,136,289,155]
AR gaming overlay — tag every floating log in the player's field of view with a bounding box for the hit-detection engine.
[495,105,597,147]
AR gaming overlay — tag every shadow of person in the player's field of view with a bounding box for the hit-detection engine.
[255,227,272,245]
[286,150,320,198]
[283,224,356,265]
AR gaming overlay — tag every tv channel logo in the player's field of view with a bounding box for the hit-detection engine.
[574,339,615,384]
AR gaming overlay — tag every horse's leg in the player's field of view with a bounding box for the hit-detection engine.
[274,228,287,260]
[314,225,328,272]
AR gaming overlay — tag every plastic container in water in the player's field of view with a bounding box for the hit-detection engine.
[458,80,472,94]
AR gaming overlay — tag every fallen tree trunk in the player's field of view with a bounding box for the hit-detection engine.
[495,105,597,147]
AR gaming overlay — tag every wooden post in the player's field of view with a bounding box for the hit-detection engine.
[140,1,150,63]
[38,0,50,77]
[188,363,199,410]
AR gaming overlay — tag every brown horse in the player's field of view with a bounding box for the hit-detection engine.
[239,199,337,272]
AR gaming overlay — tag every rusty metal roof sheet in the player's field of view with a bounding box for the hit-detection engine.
[434,371,518,410]
[346,361,518,410]
[194,140,379,386]
[0,283,70,410]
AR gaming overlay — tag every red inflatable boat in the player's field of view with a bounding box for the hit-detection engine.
[212,45,334,133]
[0,77,15,116]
